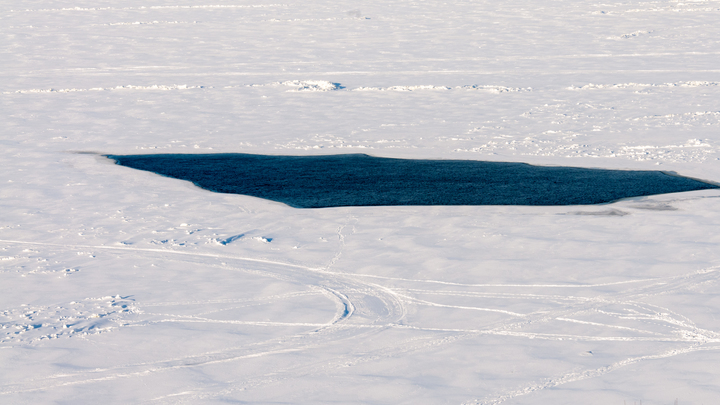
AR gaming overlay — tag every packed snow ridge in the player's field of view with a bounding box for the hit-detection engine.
[102,21,195,26]
[353,85,532,93]
[569,81,720,90]
[5,84,204,94]
[6,81,534,94]
[11,4,287,12]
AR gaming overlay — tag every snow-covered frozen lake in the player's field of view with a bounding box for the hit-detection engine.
[2,1,720,404]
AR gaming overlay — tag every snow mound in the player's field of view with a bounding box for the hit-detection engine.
[216,234,244,245]
[214,234,272,244]
[281,80,343,92]
[607,30,653,39]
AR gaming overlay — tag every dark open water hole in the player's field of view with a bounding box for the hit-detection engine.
[106,153,718,208]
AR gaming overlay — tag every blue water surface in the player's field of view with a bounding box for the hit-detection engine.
[106,153,718,208]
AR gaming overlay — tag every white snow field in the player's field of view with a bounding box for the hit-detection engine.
[2,0,720,403]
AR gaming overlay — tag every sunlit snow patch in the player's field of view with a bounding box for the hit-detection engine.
[106,153,718,208]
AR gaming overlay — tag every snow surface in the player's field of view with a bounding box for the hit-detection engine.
[2,0,720,404]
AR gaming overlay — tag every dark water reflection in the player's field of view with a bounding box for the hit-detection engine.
[106,153,718,208]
